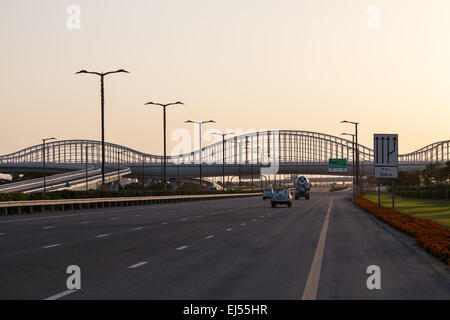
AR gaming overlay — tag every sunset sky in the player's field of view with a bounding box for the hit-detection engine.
[1,0,449,156]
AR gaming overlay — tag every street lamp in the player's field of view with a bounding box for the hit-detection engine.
[75,69,129,187]
[341,133,355,201]
[341,120,360,196]
[145,101,184,184]
[117,150,127,191]
[185,120,216,187]
[212,131,234,190]
[85,145,95,191]
[42,137,57,192]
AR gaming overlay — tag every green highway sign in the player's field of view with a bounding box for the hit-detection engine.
[329,158,347,173]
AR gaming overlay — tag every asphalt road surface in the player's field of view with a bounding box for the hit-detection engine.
[0,191,449,300]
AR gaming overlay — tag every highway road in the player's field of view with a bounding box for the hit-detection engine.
[0,191,449,300]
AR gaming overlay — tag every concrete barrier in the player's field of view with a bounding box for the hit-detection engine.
[0,193,260,216]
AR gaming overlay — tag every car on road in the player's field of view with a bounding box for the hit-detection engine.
[271,188,292,207]
[262,188,274,200]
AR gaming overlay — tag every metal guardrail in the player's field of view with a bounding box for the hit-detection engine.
[0,193,260,216]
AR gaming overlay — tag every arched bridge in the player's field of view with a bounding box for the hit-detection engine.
[0,130,448,179]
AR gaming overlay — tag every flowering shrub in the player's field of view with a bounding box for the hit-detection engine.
[356,199,450,265]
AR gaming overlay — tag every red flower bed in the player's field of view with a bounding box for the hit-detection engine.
[355,199,450,265]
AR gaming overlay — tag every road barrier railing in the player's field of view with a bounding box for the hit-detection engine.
[0,193,260,216]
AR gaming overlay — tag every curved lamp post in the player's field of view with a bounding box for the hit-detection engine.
[185,120,216,186]
[42,137,57,192]
[145,101,184,184]
[341,133,355,201]
[341,120,360,194]
[75,69,129,187]
[212,132,234,190]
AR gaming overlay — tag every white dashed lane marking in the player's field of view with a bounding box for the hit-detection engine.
[161,222,168,225]
[132,227,143,231]
[44,289,76,300]
[80,221,91,224]
[0,233,6,236]
[128,261,148,269]
[241,223,246,226]
[176,246,188,251]
[226,228,233,232]
[205,235,214,239]
[42,226,55,229]
[96,234,109,238]
[43,244,61,249]
[110,217,118,221]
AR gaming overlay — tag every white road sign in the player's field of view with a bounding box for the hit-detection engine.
[374,134,398,179]
[374,166,398,179]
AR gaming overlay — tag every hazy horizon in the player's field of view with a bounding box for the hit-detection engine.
[1,0,449,156]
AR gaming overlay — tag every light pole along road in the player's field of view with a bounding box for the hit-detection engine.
[212,131,234,190]
[85,145,95,191]
[75,69,129,188]
[341,120,360,195]
[185,120,216,187]
[42,137,56,192]
[341,132,355,201]
[145,101,184,185]
[117,150,127,191]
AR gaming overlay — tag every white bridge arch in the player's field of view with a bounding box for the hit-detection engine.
[0,130,448,178]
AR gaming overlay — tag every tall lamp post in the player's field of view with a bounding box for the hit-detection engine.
[117,150,127,191]
[75,69,129,187]
[341,133,355,201]
[144,101,184,184]
[42,137,56,192]
[185,120,216,187]
[341,120,360,196]
[212,132,234,190]
[85,145,95,190]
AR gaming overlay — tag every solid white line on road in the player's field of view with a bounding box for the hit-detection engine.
[42,226,55,229]
[44,289,76,300]
[80,221,91,224]
[176,246,188,251]
[43,244,61,249]
[133,227,143,231]
[301,199,333,300]
[226,228,233,232]
[205,235,214,239]
[128,261,148,269]
[96,234,109,238]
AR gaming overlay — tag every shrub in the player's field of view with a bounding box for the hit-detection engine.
[356,199,450,266]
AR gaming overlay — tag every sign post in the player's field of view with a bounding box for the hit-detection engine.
[374,134,398,208]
